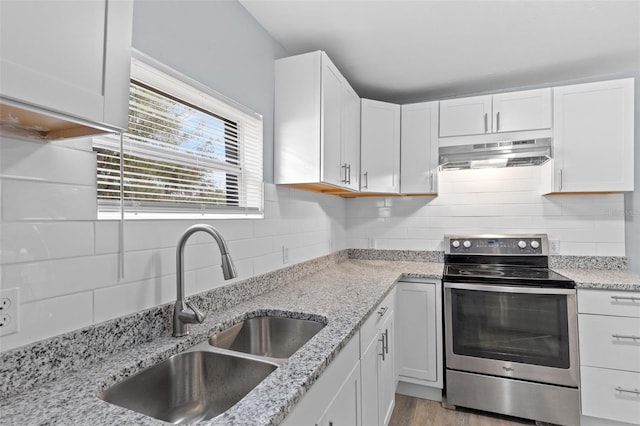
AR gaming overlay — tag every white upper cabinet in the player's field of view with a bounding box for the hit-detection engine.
[0,0,133,131]
[274,51,360,191]
[547,78,634,193]
[439,88,551,138]
[400,101,439,194]
[492,88,551,133]
[341,80,361,191]
[360,99,401,193]
[439,95,492,137]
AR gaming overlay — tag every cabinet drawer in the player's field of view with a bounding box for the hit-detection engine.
[578,289,640,318]
[579,314,640,372]
[360,289,395,350]
[581,366,640,424]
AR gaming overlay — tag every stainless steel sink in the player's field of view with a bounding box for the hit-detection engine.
[99,350,277,424]
[209,316,326,359]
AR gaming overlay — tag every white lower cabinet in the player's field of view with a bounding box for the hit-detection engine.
[318,361,361,426]
[395,280,443,399]
[282,336,360,426]
[578,289,640,425]
[283,289,397,426]
[360,289,396,426]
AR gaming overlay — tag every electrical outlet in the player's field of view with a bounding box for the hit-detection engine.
[368,238,377,249]
[282,246,289,264]
[549,239,560,255]
[0,288,20,336]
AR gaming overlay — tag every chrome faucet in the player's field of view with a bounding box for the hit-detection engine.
[173,224,238,337]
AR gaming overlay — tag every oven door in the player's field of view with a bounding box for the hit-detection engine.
[444,282,578,387]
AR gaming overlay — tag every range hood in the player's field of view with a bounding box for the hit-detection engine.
[439,138,552,170]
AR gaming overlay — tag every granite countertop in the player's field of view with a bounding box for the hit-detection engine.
[0,260,443,426]
[555,268,640,292]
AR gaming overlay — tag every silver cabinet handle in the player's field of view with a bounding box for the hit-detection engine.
[341,163,348,184]
[611,295,640,302]
[362,171,368,189]
[378,336,386,361]
[377,306,388,317]
[616,387,640,395]
[384,329,389,355]
[496,111,501,132]
[484,113,488,133]
[347,164,351,184]
[612,334,640,341]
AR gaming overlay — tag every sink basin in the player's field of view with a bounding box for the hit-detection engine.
[99,351,277,424]
[209,316,325,359]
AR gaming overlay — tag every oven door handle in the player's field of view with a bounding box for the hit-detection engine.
[444,282,576,295]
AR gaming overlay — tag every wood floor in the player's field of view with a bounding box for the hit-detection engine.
[388,394,535,426]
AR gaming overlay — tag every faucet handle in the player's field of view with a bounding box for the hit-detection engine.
[185,300,205,324]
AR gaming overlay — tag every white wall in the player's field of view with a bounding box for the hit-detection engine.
[348,166,625,256]
[0,0,346,353]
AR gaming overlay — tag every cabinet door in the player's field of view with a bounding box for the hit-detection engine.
[396,281,441,384]
[320,362,361,426]
[361,99,400,193]
[341,83,360,191]
[378,310,395,426]
[439,95,492,137]
[360,332,380,426]
[400,102,439,194]
[321,56,344,188]
[0,0,131,128]
[492,88,551,133]
[553,79,634,192]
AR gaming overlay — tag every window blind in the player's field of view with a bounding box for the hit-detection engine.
[93,56,263,218]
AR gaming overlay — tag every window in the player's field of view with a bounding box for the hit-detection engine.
[93,54,263,218]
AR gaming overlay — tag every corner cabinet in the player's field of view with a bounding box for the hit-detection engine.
[545,78,634,193]
[400,101,439,195]
[578,289,640,426]
[361,289,396,426]
[395,280,443,400]
[0,0,133,132]
[360,99,401,193]
[274,50,360,192]
[439,88,551,138]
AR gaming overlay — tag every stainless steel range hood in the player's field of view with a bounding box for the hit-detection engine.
[439,138,552,170]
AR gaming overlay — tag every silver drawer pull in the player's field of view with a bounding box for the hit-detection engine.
[611,296,640,302]
[612,334,640,340]
[616,387,640,395]
[377,306,388,317]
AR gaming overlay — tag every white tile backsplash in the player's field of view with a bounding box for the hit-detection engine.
[2,179,96,221]
[0,136,347,352]
[346,168,626,257]
[0,135,628,353]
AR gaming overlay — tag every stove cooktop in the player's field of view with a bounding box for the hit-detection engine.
[443,264,575,288]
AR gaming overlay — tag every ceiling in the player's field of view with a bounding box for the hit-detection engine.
[239,0,640,103]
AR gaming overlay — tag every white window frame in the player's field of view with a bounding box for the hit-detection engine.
[94,50,263,220]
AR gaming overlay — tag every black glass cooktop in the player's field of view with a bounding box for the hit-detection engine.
[443,264,575,288]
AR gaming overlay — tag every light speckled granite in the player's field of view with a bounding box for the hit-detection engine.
[0,259,442,426]
[0,251,348,399]
[349,249,628,272]
[549,255,627,271]
[554,268,640,292]
[348,248,444,263]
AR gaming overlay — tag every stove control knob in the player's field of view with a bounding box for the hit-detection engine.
[530,240,540,249]
[463,240,472,248]
[452,240,460,248]
[518,240,527,249]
